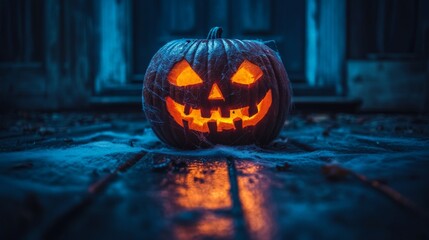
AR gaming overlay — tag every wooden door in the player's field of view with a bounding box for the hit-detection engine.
[132,0,306,83]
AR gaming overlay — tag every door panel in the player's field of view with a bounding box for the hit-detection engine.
[169,0,196,33]
[132,0,306,82]
[239,0,272,32]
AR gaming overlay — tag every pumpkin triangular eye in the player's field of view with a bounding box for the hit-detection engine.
[231,60,263,85]
[168,60,203,86]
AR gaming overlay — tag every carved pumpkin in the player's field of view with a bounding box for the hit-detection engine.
[143,27,291,148]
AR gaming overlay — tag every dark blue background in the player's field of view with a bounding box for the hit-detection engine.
[0,0,428,112]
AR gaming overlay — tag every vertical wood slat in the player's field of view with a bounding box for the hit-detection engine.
[24,0,33,61]
[44,0,96,107]
[63,0,98,106]
[95,0,131,91]
[208,0,228,34]
[240,0,271,32]
[16,0,24,60]
[306,0,346,94]
[44,0,61,104]
[0,0,41,62]
[169,0,196,32]
[306,0,317,86]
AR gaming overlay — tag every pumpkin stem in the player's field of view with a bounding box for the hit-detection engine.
[207,27,223,39]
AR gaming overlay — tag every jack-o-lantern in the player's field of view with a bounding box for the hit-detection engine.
[143,27,291,149]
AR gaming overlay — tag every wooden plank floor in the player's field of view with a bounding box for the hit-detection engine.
[0,112,428,239]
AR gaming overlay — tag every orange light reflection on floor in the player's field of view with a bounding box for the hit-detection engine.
[171,161,233,239]
[237,161,274,239]
[162,160,274,240]
[175,161,231,209]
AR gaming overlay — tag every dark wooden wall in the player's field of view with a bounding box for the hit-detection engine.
[0,0,98,110]
[346,0,429,112]
[0,0,428,111]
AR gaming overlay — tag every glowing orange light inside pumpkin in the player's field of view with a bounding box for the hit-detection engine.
[208,83,225,101]
[231,60,263,85]
[165,90,272,133]
[168,59,203,86]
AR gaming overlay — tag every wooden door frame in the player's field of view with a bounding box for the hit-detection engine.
[93,0,347,100]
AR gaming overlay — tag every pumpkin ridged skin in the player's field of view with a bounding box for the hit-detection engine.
[143,28,291,149]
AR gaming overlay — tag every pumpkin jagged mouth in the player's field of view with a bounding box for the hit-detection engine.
[165,90,272,133]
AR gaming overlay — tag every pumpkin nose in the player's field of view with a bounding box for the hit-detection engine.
[208,83,225,101]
